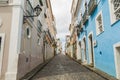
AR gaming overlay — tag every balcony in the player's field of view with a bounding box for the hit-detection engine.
[88,0,97,15]
[82,10,89,25]
[0,0,8,4]
[79,20,83,29]
[25,0,34,20]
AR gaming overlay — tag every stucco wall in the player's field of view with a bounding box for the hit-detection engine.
[17,22,44,79]
[78,0,118,77]
[0,7,12,79]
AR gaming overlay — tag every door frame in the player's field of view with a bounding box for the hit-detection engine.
[0,33,5,76]
[82,36,87,64]
[113,42,120,79]
[79,41,82,61]
[88,32,95,67]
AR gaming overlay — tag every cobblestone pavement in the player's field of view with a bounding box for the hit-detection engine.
[31,54,107,80]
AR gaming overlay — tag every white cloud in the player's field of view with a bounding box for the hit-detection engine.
[51,0,72,50]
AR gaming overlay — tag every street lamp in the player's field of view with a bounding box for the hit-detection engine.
[34,5,42,16]
[24,5,42,18]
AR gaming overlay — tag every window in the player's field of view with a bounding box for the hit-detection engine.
[37,37,41,45]
[0,37,1,51]
[39,0,43,6]
[44,13,47,18]
[96,11,104,35]
[109,0,120,24]
[37,20,42,33]
[26,27,31,38]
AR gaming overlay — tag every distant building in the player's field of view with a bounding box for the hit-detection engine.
[65,35,71,56]
[70,0,120,79]
[56,39,62,54]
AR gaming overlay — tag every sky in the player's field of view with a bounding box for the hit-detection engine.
[50,0,72,51]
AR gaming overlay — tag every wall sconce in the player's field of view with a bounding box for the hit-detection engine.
[24,5,42,18]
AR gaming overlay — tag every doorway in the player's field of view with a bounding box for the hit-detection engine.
[114,43,120,79]
[82,37,87,63]
[79,41,82,62]
[0,33,5,76]
[88,33,94,67]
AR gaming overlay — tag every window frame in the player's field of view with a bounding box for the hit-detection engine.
[26,27,31,39]
[37,20,42,33]
[95,11,104,35]
[108,0,120,24]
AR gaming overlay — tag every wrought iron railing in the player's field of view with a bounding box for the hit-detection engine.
[82,9,89,25]
[26,0,34,20]
[88,0,97,15]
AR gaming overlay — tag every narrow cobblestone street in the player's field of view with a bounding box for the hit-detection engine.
[31,54,107,80]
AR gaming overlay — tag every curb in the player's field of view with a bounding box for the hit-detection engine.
[67,55,118,80]
[20,57,54,80]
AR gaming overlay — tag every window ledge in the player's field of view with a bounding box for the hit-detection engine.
[96,30,104,37]
[111,20,120,27]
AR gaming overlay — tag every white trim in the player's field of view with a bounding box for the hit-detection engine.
[108,0,119,24]
[79,40,82,60]
[113,42,120,79]
[81,36,87,64]
[0,33,5,76]
[95,10,104,35]
[88,31,95,67]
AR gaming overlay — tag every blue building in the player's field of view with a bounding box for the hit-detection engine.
[76,0,120,79]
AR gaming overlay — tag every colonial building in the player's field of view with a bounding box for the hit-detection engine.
[0,0,56,80]
[56,38,62,54]
[44,0,57,60]
[70,0,81,60]
[71,0,120,79]
[65,35,71,56]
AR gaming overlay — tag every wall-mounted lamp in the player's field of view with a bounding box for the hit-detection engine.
[24,5,42,18]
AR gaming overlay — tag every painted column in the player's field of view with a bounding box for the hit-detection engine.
[5,1,24,80]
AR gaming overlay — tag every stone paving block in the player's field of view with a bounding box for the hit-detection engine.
[31,54,108,80]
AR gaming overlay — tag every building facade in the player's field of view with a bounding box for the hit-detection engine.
[56,39,62,54]
[70,0,81,60]
[65,35,71,56]
[70,0,120,79]
[0,0,56,80]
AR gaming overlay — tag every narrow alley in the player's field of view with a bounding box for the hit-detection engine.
[30,54,107,80]
[0,0,120,80]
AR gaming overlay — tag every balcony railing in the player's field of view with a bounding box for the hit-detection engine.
[0,0,8,4]
[25,0,34,20]
[79,20,83,29]
[88,0,97,15]
[82,9,89,25]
